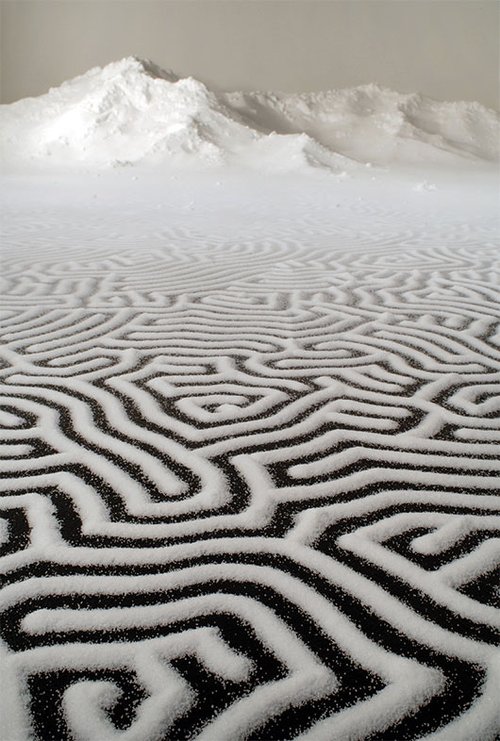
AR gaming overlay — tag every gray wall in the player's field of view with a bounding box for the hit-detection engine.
[1,0,499,108]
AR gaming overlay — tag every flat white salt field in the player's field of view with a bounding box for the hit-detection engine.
[0,58,499,740]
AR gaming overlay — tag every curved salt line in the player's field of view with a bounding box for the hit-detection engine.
[420,659,500,741]
[4,555,497,668]
[336,517,500,627]
[7,628,254,741]
[0,443,33,457]
[17,574,441,739]
[0,308,68,336]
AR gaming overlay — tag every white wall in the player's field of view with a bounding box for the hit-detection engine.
[1,0,498,107]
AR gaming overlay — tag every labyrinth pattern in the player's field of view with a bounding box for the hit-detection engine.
[1,200,500,741]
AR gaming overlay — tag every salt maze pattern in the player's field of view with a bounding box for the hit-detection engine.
[1,211,500,741]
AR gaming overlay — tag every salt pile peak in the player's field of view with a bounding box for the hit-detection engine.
[0,56,498,171]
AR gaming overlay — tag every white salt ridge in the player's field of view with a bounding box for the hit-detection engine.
[0,56,498,171]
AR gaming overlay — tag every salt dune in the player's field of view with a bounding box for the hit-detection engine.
[0,58,499,741]
[1,56,498,170]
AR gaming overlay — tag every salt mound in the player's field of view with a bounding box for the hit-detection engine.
[0,56,498,171]
[0,57,247,168]
[225,84,500,164]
